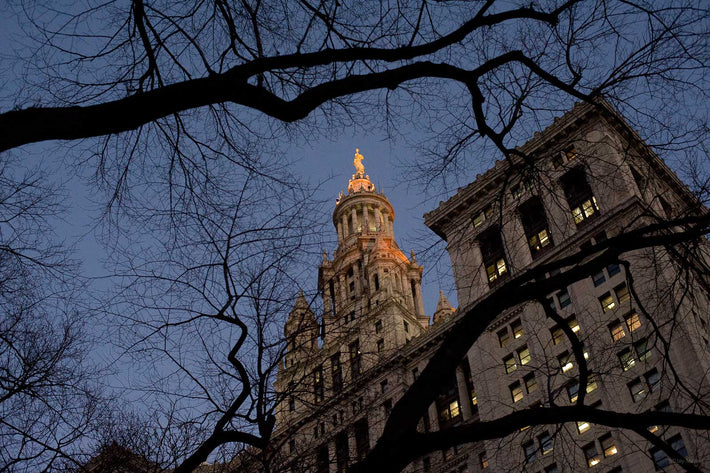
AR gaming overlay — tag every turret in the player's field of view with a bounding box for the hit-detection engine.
[282,291,319,370]
[433,290,456,324]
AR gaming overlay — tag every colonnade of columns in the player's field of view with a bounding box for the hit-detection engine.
[336,203,394,242]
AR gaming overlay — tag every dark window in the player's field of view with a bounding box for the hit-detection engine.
[592,270,606,287]
[545,464,559,473]
[670,434,687,458]
[329,279,336,314]
[375,320,382,333]
[524,373,537,394]
[498,328,510,347]
[558,288,572,308]
[316,445,329,473]
[519,197,554,258]
[374,274,380,291]
[288,396,295,412]
[350,340,361,378]
[567,382,579,403]
[377,339,384,353]
[645,368,661,392]
[539,431,553,455]
[479,227,509,284]
[650,447,670,470]
[423,457,431,472]
[523,440,537,462]
[607,263,621,277]
[383,399,393,417]
[403,320,409,333]
[479,452,489,469]
[560,167,599,225]
[615,283,630,304]
[412,367,419,380]
[634,338,651,361]
[331,353,343,393]
[380,379,388,393]
[335,432,349,472]
[354,419,370,460]
[628,378,646,402]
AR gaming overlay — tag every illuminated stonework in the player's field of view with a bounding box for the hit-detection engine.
[347,148,375,194]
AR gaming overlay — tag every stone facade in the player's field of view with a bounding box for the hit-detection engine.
[273,101,710,473]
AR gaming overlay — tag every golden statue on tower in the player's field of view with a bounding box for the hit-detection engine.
[354,148,365,177]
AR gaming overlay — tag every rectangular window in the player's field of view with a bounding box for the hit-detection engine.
[567,382,579,404]
[504,354,518,374]
[539,432,553,455]
[614,283,630,305]
[375,320,382,333]
[561,167,599,225]
[314,365,324,404]
[645,368,661,392]
[600,433,618,457]
[518,345,531,365]
[609,321,625,341]
[523,441,537,462]
[628,378,646,402]
[331,353,342,393]
[335,432,349,472]
[545,465,559,473]
[316,445,329,473]
[670,434,687,458]
[510,382,524,403]
[377,339,384,353]
[403,320,409,333]
[350,340,361,378]
[619,348,636,371]
[412,367,419,380]
[577,420,591,434]
[600,292,615,312]
[559,351,574,373]
[592,270,606,287]
[650,447,670,469]
[524,373,538,394]
[354,419,370,460]
[583,442,601,467]
[479,452,489,469]
[511,319,524,339]
[519,197,554,258]
[551,326,564,345]
[480,227,509,284]
[607,263,621,277]
[498,328,510,347]
[626,312,641,332]
[558,288,572,308]
[634,338,651,361]
[383,399,393,417]
[586,374,598,393]
[568,316,581,333]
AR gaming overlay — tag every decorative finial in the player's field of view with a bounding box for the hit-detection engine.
[354,148,365,177]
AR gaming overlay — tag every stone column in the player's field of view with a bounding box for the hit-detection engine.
[353,263,360,296]
[337,221,343,242]
[414,279,425,317]
[339,274,346,309]
[456,366,473,421]
[351,207,359,233]
[363,205,369,233]
[374,208,382,231]
[323,283,333,317]
[341,214,349,238]
[382,213,389,234]
[428,403,439,431]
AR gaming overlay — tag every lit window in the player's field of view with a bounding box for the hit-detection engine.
[498,328,510,348]
[586,374,598,393]
[645,368,661,392]
[518,345,531,365]
[480,227,508,284]
[551,326,564,345]
[628,378,646,402]
[625,312,641,332]
[479,452,488,469]
[539,432,554,455]
[520,197,554,258]
[567,382,579,403]
[600,433,617,457]
[523,441,537,462]
[473,212,485,228]
[583,442,601,467]
[559,351,574,372]
[511,184,524,199]
[568,316,580,333]
[592,271,606,287]
[566,147,578,161]
[634,338,651,361]
[577,421,591,433]
[504,355,517,374]
[619,349,636,371]
[599,293,615,312]
[448,400,460,418]
[614,283,630,305]
[510,382,524,403]
[558,289,572,308]
[512,319,524,339]
[524,373,537,394]
[609,321,625,341]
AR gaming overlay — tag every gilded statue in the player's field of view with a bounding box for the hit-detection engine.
[353,148,365,176]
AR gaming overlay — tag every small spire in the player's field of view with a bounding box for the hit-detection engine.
[433,290,456,324]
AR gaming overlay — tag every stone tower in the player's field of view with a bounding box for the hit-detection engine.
[318,149,428,345]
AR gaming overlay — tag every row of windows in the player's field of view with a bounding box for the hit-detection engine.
[628,368,661,402]
[497,318,524,347]
[618,338,651,372]
[583,433,618,467]
[476,166,600,286]
[522,430,554,462]
[503,345,531,374]
[509,372,538,403]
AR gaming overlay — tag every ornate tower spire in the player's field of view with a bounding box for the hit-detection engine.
[348,148,375,194]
